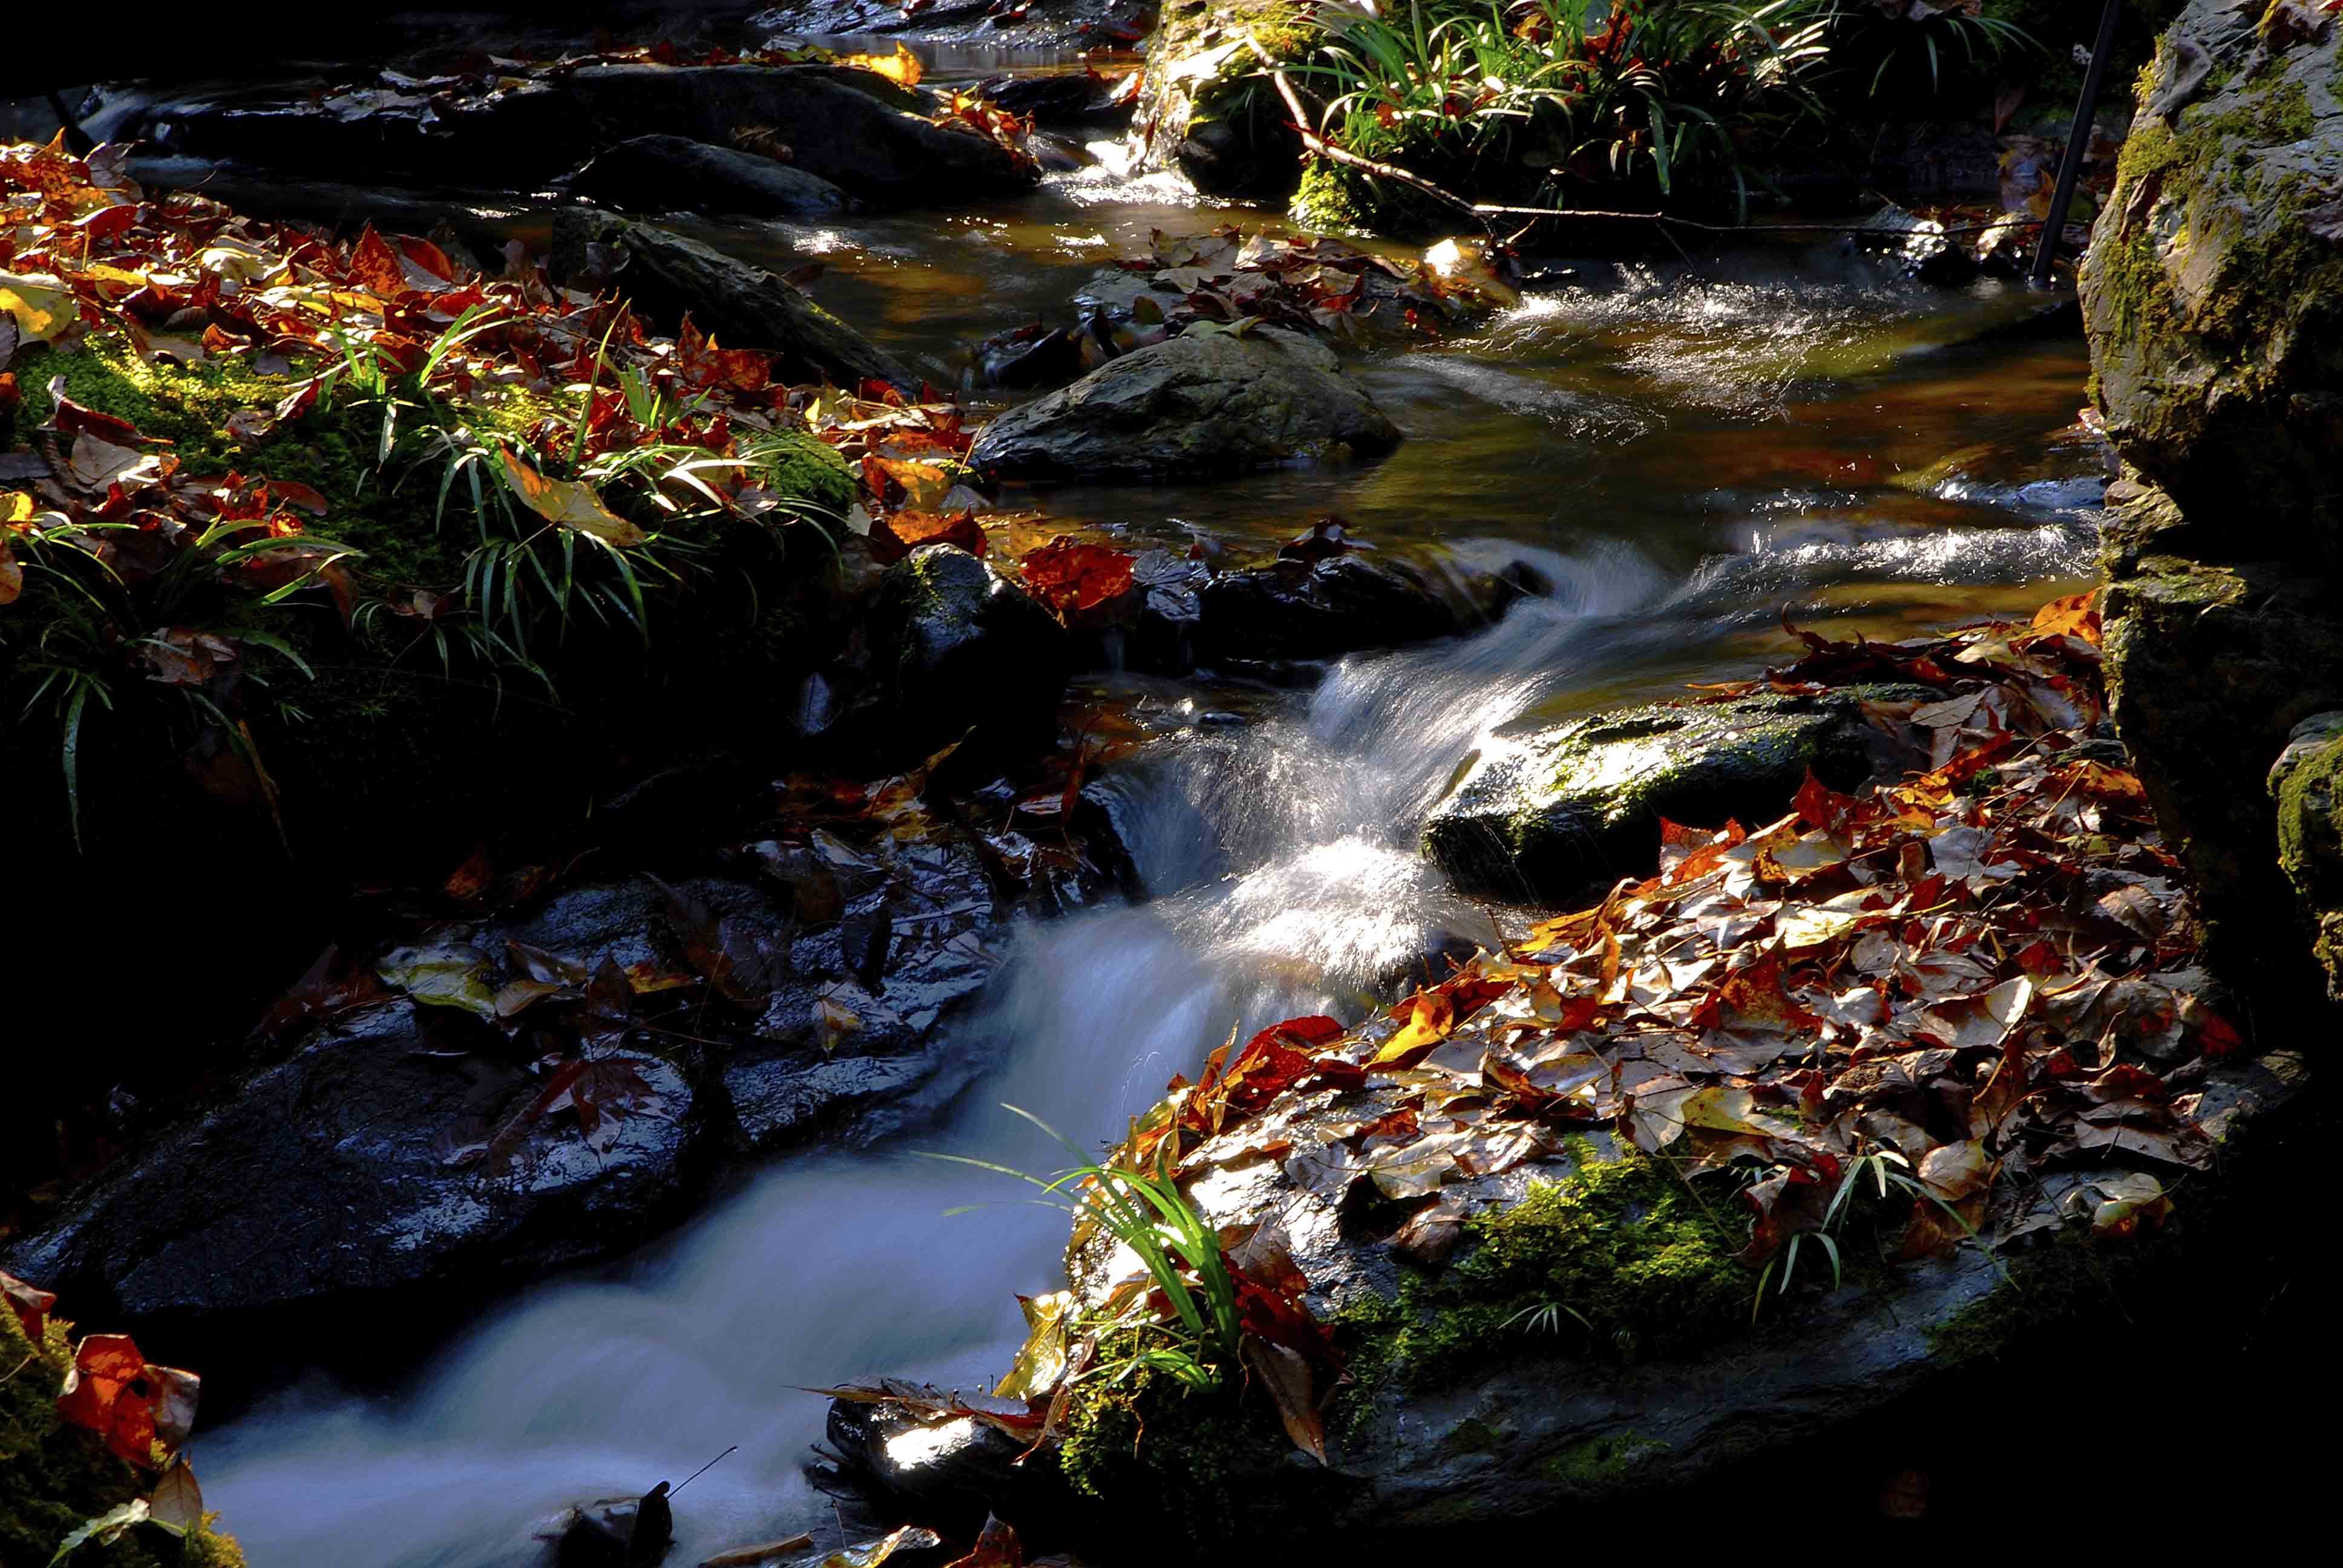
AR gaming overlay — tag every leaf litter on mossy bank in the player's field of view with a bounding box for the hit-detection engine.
[842,593,2241,1488]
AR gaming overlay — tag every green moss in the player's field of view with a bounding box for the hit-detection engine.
[1,1308,244,1568]
[1334,1145,1750,1410]
[2090,68,2342,352]
[1541,1431,1672,1488]
[2276,736,2343,883]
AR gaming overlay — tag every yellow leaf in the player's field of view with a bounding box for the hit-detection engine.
[839,42,924,88]
[0,536,21,606]
[0,270,77,343]
[496,449,647,546]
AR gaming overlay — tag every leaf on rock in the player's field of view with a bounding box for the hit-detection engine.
[1019,537,1136,622]
[1239,1335,1326,1463]
[376,942,500,1018]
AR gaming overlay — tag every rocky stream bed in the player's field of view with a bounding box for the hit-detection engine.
[4,1,2340,1563]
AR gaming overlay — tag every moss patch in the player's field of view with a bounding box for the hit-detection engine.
[1,1309,244,1568]
[1334,1145,1751,1410]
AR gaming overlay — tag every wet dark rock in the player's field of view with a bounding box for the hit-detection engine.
[2,860,1010,1339]
[966,328,1401,483]
[726,838,1008,1147]
[749,0,1158,50]
[1424,685,1931,906]
[1197,555,1461,665]
[0,995,704,1328]
[550,208,917,394]
[93,63,1038,209]
[975,71,1136,128]
[861,544,1073,767]
[563,134,854,218]
[556,65,1040,206]
[1850,201,1979,286]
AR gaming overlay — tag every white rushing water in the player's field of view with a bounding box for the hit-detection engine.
[202,541,1677,1567]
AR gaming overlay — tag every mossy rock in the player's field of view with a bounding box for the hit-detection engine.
[2099,528,2343,1011]
[0,1307,244,1568]
[1421,684,1932,906]
[1133,0,1315,197]
[2272,713,2343,1002]
[2077,0,2343,562]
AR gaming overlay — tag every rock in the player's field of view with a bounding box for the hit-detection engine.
[0,993,704,1330]
[831,1040,2312,1546]
[747,0,1160,52]
[2099,511,2343,1004]
[1196,555,1464,664]
[2078,0,2343,559]
[550,208,917,394]
[97,63,1039,209]
[966,328,1400,483]
[555,65,1040,206]
[563,134,854,218]
[1130,0,1306,197]
[860,544,1073,767]
[1423,687,1928,906]
[2,863,1010,1344]
[2272,713,2343,1003]
[975,71,1135,128]
[2079,4,2343,1025]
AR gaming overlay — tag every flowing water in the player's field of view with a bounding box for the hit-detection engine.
[202,79,2108,1567]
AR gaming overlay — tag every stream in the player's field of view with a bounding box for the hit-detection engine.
[198,62,2107,1568]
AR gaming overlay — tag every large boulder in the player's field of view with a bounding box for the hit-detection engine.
[94,63,1038,208]
[1423,686,1927,906]
[551,208,917,394]
[967,327,1400,482]
[2081,2,2343,1020]
[563,133,854,218]
[554,65,1040,206]
[2,860,1010,1348]
[861,544,1073,766]
[2077,0,2343,557]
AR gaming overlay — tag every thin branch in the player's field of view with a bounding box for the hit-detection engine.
[1242,30,1484,226]
[1242,29,2042,245]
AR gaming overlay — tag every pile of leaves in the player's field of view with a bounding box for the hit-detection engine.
[0,133,1014,829]
[935,594,2240,1462]
[1,1269,224,1563]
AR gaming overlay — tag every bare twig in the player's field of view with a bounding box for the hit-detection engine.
[1242,30,1484,226]
[1241,30,2034,246]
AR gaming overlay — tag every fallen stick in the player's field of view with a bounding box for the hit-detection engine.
[1242,29,2039,245]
